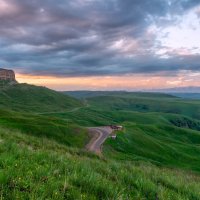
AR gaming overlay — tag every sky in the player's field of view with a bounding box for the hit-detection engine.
[0,0,200,90]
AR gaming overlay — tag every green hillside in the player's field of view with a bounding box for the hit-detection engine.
[171,93,200,99]
[87,95,200,119]
[42,92,200,173]
[104,116,200,172]
[42,106,200,172]
[1,126,200,199]
[0,83,82,112]
[1,88,200,199]
[0,109,89,148]
[64,90,176,99]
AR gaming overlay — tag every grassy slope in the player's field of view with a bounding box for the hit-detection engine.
[85,95,200,172]
[0,84,82,112]
[87,95,200,119]
[0,109,89,148]
[41,105,200,173]
[47,92,200,173]
[104,121,200,172]
[1,88,200,198]
[64,90,176,99]
[171,93,200,100]
[1,126,200,200]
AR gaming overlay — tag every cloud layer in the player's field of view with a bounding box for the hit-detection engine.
[0,0,200,77]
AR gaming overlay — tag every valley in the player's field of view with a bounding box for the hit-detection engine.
[1,83,200,199]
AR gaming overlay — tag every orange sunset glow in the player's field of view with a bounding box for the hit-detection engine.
[16,71,200,91]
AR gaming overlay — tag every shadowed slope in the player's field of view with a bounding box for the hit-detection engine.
[0,84,82,113]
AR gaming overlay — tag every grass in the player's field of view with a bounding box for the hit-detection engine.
[104,122,200,172]
[87,95,200,119]
[64,91,176,99]
[0,109,89,148]
[41,104,200,173]
[40,106,168,126]
[1,87,200,199]
[0,83,82,112]
[0,126,200,200]
[41,95,200,173]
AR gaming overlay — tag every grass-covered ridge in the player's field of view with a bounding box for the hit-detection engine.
[0,109,89,148]
[45,91,200,173]
[104,120,200,172]
[1,88,200,199]
[41,104,200,173]
[86,94,200,119]
[0,83,82,112]
[1,126,200,200]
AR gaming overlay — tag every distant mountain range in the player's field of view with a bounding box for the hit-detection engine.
[147,86,200,93]
[65,87,200,100]
[145,87,200,99]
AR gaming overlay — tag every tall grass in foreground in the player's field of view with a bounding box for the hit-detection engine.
[0,127,200,200]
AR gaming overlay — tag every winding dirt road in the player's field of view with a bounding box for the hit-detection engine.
[86,126,113,154]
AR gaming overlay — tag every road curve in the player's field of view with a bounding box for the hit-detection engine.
[86,126,113,154]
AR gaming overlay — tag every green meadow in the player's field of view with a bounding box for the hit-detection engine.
[1,127,200,200]
[1,84,200,199]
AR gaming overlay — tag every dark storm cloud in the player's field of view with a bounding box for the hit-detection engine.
[0,0,200,76]
[181,0,200,9]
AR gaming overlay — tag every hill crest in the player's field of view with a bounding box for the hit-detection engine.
[0,83,82,112]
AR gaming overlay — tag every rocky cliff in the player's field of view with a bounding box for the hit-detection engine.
[0,68,16,81]
[0,68,17,86]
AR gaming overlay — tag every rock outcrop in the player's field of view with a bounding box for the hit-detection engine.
[0,68,17,86]
[0,68,16,82]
